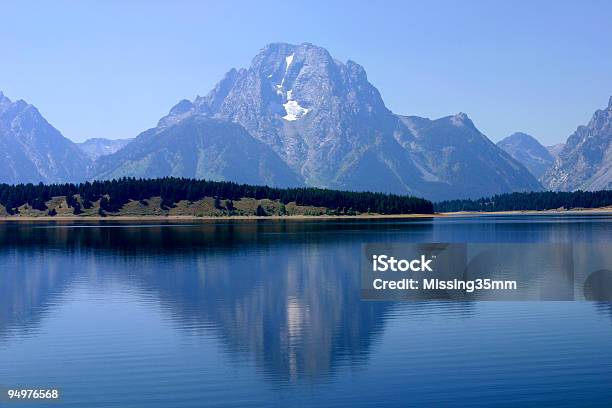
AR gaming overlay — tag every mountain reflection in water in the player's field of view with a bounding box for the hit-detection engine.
[1,216,611,407]
[0,219,444,382]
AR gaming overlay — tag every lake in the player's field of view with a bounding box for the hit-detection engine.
[1,215,612,407]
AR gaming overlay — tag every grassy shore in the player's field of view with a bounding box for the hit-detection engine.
[0,213,438,222]
[1,207,611,222]
[0,194,437,221]
[1,192,610,222]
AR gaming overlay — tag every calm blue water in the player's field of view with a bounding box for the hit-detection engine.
[1,215,612,407]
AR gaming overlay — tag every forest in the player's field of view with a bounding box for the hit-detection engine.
[0,177,434,216]
[435,190,612,212]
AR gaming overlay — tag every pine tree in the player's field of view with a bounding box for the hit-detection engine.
[256,205,267,216]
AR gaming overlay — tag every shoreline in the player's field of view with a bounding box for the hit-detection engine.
[0,213,437,222]
[443,207,612,216]
[0,207,611,222]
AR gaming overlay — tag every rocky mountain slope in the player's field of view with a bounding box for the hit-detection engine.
[0,91,91,184]
[547,143,565,158]
[543,97,612,191]
[497,132,554,179]
[93,115,302,187]
[396,116,542,199]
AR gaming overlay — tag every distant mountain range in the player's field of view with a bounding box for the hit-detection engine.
[77,138,132,160]
[0,43,610,199]
[499,98,612,191]
[91,43,540,200]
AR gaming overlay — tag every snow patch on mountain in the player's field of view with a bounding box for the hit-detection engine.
[278,53,294,89]
[283,100,309,121]
[273,54,308,121]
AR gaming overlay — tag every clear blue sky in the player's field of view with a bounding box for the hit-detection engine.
[1,0,610,144]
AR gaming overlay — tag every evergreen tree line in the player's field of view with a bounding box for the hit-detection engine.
[435,190,612,212]
[0,177,434,215]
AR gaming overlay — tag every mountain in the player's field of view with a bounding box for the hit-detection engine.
[77,138,133,160]
[152,42,540,200]
[497,132,554,179]
[0,91,91,184]
[93,115,302,187]
[396,116,542,199]
[543,97,612,191]
[160,42,402,189]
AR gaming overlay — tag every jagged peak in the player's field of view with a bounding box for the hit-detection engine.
[345,59,368,79]
[587,96,612,128]
[157,98,197,127]
[0,97,34,117]
[251,43,298,68]
[252,42,340,70]
[0,93,49,128]
[169,99,194,116]
[260,41,297,50]
[450,112,473,127]
[0,90,13,105]
[0,90,11,112]
[12,99,39,117]
[259,42,326,52]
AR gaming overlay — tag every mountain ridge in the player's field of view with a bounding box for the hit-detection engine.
[146,42,541,200]
[0,91,91,184]
[3,42,584,199]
